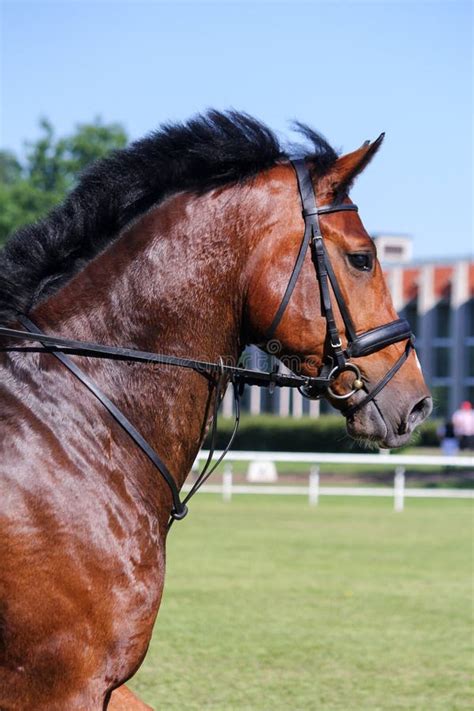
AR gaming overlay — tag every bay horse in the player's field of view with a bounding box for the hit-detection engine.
[0,111,431,709]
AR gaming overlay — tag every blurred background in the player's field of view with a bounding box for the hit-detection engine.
[1,2,472,709]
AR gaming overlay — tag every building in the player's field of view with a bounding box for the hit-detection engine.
[381,265,473,418]
[223,236,474,419]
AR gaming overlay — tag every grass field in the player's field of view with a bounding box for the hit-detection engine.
[130,495,473,711]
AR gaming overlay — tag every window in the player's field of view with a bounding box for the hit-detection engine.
[467,346,474,378]
[434,347,451,377]
[403,300,418,337]
[320,398,337,415]
[467,385,474,406]
[435,300,451,338]
[431,385,450,418]
[467,299,474,337]
[385,245,403,256]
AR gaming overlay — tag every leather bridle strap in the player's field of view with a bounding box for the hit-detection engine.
[292,158,359,371]
[263,224,312,342]
[0,323,324,391]
[347,319,413,358]
[311,232,346,370]
[322,248,357,344]
[263,160,358,345]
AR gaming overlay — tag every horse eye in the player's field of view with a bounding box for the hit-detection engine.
[348,253,373,271]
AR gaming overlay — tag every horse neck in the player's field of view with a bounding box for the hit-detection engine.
[32,187,254,492]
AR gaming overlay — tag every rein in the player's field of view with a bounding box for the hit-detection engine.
[0,160,414,526]
[0,316,319,526]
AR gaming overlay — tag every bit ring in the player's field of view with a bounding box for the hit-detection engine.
[327,363,364,400]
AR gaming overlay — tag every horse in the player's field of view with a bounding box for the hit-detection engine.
[0,111,432,709]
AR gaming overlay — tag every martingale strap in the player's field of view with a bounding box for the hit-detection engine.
[17,315,188,523]
[0,314,322,526]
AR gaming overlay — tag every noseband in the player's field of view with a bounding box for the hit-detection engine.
[0,159,414,522]
[264,159,414,416]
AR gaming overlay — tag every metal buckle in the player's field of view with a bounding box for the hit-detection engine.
[327,363,364,400]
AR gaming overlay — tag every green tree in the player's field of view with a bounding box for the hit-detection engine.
[59,118,128,181]
[0,150,22,185]
[25,118,65,193]
[0,118,128,245]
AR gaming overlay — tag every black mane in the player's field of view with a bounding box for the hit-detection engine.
[0,110,338,323]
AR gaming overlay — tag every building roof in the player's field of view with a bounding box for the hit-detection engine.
[383,260,474,301]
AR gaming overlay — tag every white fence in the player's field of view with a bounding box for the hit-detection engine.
[184,450,474,511]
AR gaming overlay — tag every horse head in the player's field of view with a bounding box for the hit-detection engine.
[245,137,432,448]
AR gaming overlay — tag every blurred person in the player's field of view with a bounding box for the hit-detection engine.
[452,401,474,451]
[437,418,459,456]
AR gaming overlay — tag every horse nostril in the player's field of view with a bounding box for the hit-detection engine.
[398,397,432,435]
[401,396,433,434]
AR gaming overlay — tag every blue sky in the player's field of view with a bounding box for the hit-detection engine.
[1,0,472,259]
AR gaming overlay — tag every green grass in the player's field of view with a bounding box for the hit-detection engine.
[130,495,473,711]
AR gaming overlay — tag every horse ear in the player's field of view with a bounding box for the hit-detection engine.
[327,133,385,197]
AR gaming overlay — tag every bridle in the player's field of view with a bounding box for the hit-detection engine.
[0,159,414,524]
[264,159,414,417]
